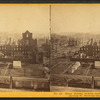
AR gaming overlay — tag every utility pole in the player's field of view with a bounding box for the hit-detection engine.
[0,37,1,45]
[49,5,51,67]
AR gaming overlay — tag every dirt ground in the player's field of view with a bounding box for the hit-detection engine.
[0,63,45,78]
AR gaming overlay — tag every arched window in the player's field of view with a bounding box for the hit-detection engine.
[26,34,28,37]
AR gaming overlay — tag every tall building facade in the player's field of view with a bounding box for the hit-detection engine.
[19,30,37,51]
[79,39,100,58]
[0,30,39,63]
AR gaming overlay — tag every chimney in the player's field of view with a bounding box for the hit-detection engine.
[90,38,93,45]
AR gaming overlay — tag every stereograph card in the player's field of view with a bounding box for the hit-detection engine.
[0,0,99,98]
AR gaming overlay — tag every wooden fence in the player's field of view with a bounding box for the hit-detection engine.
[0,76,50,91]
[50,74,100,89]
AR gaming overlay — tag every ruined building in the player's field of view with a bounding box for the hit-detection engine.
[68,38,78,47]
[0,30,43,64]
[79,38,100,58]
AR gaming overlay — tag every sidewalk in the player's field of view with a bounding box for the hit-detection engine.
[0,88,35,92]
[50,86,100,92]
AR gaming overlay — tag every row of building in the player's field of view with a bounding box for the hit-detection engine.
[0,30,45,64]
[73,38,100,58]
[50,34,79,51]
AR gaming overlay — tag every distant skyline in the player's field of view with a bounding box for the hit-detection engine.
[1,4,100,40]
[51,5,100,35]
[0,5,50,39]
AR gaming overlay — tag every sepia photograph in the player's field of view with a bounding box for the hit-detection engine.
[1,3,100,97]
[0,4,50,92]
[50,4,100,92]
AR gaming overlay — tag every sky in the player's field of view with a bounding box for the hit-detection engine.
[51,5,100,35]
[1,4,100,40]
[0,5,50,39]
